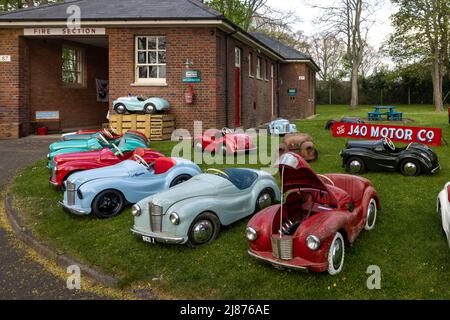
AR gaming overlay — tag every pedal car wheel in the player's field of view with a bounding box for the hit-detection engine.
[170,174,193,188]
[114,103,127,115]
[255,188,274,212]
[92,189,125,219]
[400,159,421,177]
[346,157,365,174]
[327,232,345,275]
[365,198,378,231]
[187,212,221,248]
[144,103,156,114]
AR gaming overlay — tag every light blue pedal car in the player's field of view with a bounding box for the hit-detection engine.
[131,168,281,248]
[113,96,170,114]
[268,118,298,136]
[60,157,201,219]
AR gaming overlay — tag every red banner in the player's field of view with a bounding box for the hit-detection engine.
[332,122,443,147]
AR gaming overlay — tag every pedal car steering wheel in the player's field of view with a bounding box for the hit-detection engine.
[97,134,110,145]
[112,143,124,157]
[222,127,233,136]
[384,137,396,151]
[206,168,230,178]
[102,128,114,139]
[134,154,150,168]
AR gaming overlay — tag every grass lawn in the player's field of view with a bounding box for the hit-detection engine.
[11,104,450,299]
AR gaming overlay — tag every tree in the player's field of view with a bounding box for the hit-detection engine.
[1,0,53,11]
[314,0,377,110]
[206,0,268,31]
[309,34,346,104]
[390,0,450,112]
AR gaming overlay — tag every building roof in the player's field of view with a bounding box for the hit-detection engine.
[0,0,223,21]
[250,32,310,61]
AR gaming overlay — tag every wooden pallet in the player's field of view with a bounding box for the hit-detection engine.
[109,114,175,141]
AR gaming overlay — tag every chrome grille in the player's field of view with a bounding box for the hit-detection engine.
[150,203,163,233]
[284,124,289,132]
[66,181,76,206]
[271,236,293,261]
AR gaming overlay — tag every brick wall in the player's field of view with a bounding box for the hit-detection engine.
[27,38,109,130]
[279,62,316,120]
[0,29,22,138]
[108,27,219,132]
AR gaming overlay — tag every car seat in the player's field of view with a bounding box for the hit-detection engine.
[154,157,176,174]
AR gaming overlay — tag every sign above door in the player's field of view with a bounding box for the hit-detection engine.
[24,28,106,36]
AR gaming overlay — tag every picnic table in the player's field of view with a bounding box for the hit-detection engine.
[368,106,403,121]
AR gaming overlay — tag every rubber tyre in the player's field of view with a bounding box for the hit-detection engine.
[144,103,156,115]
[170,174,193,188]
[92,189,125,219]
[365,198,378,231]
[114,103,127,115]
[346,157,366,174]
[187,212,221,248]
[327,232,345,275]
[255,188,275,212]
[400,159,421,177]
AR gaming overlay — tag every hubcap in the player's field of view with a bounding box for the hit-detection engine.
[349,160,362,173]
[367,201,376,227]
[404,162,418,175]
[332,238,344,270]
[257,193,272,210]
[116,105,125,113]
[192,220,214,244]
[146,106,155,113]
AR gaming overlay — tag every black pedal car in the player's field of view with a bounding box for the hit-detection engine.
[340,137,440,176]
[325,117,365,130]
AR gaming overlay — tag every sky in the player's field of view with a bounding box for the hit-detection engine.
[265,0,397,49]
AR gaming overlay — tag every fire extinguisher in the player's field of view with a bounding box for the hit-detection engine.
[185,84,194,104]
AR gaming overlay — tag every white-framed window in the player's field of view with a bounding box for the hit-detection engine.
[62,46,85,86]
[248,52,254,77]
[235,47,242,68]
[135,36,166,85]
[256,56,262,79]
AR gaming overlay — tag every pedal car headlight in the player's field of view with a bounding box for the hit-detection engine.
[306,235,321,251]
[47,154,50,160]
[131,204,142,217]
[169,212,180,225]
[246,227,258,241]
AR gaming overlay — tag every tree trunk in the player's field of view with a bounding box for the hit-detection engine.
[350,63,359,110]
[431,58,444,112]
[329,84,332,105]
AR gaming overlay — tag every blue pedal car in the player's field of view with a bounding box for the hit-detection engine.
[61,157,202,218]
[268,119,298,136]
[113,96,170,114]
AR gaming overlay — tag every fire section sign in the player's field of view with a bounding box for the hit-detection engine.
[332,122,443,147]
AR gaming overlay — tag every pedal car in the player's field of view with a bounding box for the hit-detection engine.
[268,119,298,136]
[279,133,318,161]
[61,128,148,143]
[325,117,365,130]
[340,137,440,176]
[50,147,164,188]
[113,96,170,114]
[193,128,257,155]
[47,133,147,168]
[131,168,281,248]
[246,152,380,275]
[437,183,450,250]
[61,157,201,218]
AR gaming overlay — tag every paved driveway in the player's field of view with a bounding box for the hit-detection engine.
[0,136,104,300]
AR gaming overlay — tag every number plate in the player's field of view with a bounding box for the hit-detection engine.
[142,236,156,244]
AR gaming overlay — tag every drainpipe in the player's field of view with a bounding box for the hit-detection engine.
[224,31,237,128]
[277,62,281,117]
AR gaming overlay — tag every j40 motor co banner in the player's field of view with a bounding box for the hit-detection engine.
[332,122,443,147]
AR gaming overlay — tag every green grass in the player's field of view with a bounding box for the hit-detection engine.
[12,104,450,299]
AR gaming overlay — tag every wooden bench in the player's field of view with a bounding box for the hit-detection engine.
[32,111,61,133]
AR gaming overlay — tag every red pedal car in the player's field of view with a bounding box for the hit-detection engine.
[246,152,380,275]
[193,128,257,155]
[50,147,164,188]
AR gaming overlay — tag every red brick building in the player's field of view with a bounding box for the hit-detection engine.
[0,0,318,139]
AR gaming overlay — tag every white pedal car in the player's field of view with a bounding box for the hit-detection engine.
[437,183,450,249]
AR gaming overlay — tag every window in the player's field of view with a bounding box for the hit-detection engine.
[256,57,262,79]
[265,59,269,80]
[248,52,254,77]
[235,47,242,68]
[62,47,85,86]
[135,36,166,84]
